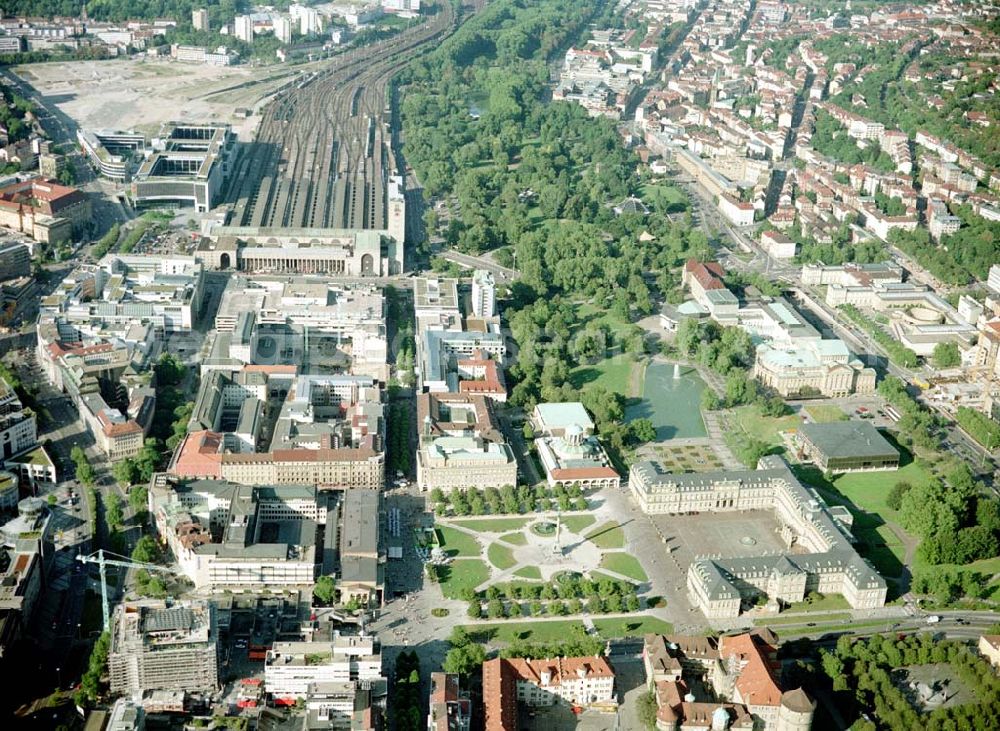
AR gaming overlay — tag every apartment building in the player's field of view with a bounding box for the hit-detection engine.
[428,672,471,731]
[471,269,497,319]
[108,600,219,696]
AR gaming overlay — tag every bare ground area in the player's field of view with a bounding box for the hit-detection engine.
[13,58,306,138]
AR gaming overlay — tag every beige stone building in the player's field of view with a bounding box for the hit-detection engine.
[629,456,887,618]
[416,392,517,491]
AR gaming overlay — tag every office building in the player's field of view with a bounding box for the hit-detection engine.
[108,600,219,695]
[419,329,505,393]
[131,123,234,213]
[416,392,517,491]
[265,636,383,703]
[414,277,461,333]
[629,455,887,618]
[471,269,497,318]
[336,488,383,606]
[197,227,402,276]
[184,370,385,489]
[150,479,323,589]
[42,254,205,332]
[0,177,91,244]
[0,375,36,460]
[209,277,387,379]
[77,129,145,181]
[0,243,30,283]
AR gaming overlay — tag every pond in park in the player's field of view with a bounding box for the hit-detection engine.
[625,361,708,440]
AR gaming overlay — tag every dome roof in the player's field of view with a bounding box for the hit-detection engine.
[565,423,584,437]
[712,707,730,727]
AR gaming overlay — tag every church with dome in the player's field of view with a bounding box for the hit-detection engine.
[531,402,620,490]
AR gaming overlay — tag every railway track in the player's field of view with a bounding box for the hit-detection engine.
[227,0,484,231]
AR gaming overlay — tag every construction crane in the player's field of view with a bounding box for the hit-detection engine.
[76,549,179,631]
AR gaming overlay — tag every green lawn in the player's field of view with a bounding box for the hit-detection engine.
[588,570,637,587]
[829,458,934,522]
[804,404,849,423]
[795,465,915,580]
[462,620,588,645]
[570,356,632,395]
[487,542,517,570]
[438,559,490,599]
[500,532,528,546]
[728,405,802,446]
[600,553,648,582]
[448,518,530,532]
[585,521,625,549]
[782,594,851,614]
[436,527,481,558]
[513,565,543,580]
[639,183,689,213]
[562,514,597,534]
[593,616,673,638]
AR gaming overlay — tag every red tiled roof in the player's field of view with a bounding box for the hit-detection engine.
[551,467,619,480]
[685,259,726,291]
[172,430,223,479]
[720,633,783,707]
[483,659,517,731]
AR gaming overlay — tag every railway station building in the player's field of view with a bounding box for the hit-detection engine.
[197,227,401,276]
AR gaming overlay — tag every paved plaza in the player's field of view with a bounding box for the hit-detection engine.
[652,510,790,572]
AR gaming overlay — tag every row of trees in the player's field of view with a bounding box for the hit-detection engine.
[0,86,34,144]
[390,651,423,731]
[432,483,588,516]
[75,630,110,707]
[468,592,641,619]
[443,624,606,676]
[876,377,939,450]
[91,223,121,259]
[838,304,919,368]
[387,402,411,477]
[821,633,1000,730]
[955,405,1000,449]
[910,566,994,605]
[889,207,1000,286]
